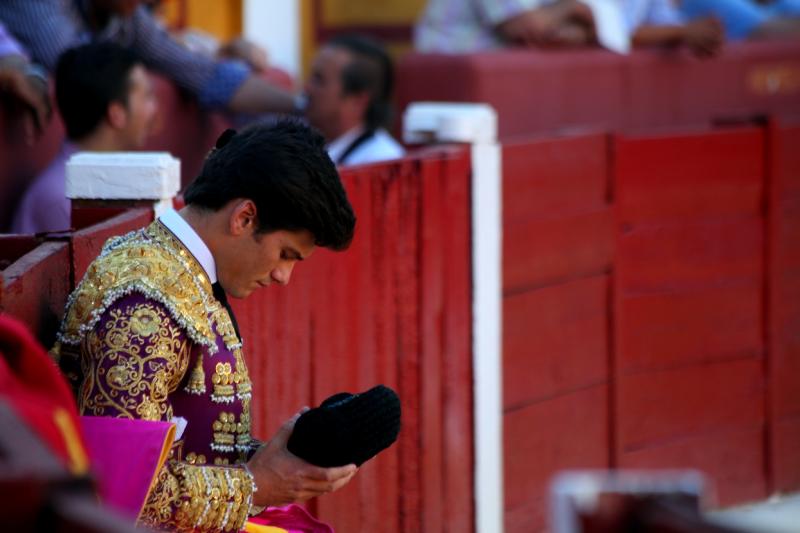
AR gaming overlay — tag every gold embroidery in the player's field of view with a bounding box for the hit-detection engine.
[237,397,253,460]
[212,306,239,348]
[186,352,207,395]
[130,307,162,337]
[140,462,254,532]
[212,412,238,453]
[58,221,219,353]
[78,303,191,421]
[232,347,252,401]
[212,362,236,402]
[186,452,207,465]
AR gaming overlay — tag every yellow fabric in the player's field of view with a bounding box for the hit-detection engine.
[244,522,289,533]
[52,407,90,475]
[136,422,177,522]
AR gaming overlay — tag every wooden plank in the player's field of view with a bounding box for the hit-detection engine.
[768,124,800,494]
[772,415,800,493]
[0,242,70,348]
[771,273,800,419]
[618,425,766,507]
[396,160,423,533]
[616,129,764,223]
[503,275,608,410]
[616,284,762,373]
[615,358,764,452]
[617,217,762,294]
[502,134,608,222]
[503,208,613,292]
[439,151,474,533]
[503,385,609,533]
[419,157,445,533]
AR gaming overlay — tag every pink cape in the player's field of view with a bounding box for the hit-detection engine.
[80,416,334,532]
[80,416,174,520]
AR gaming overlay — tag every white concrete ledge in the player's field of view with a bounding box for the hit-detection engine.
[66,152,180,200]
[403,102,498,144]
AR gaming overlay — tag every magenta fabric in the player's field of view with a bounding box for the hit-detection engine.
[80,416,173,519]
[248,504,335,533]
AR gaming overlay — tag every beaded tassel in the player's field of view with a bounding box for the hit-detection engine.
[185,353,207,395]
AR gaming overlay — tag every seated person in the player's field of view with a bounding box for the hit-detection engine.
[415,0,722,57]
[304,34,404,166]
[627,0,723,57]
[142,0,270,74]
[12,42,156,234]
[0,0,301,115]
[0,21,50,144]
[415,0,596,52]
[679,0,800,41]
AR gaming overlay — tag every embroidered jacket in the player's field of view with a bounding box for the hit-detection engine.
[53,220,258,532]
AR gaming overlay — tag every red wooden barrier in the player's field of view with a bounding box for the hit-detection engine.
[502,134,614,532]
[768,123,800,493]
[614,127,768,506]
[0,237,70,349]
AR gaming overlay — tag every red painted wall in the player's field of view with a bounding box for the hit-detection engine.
[501,122,800,531]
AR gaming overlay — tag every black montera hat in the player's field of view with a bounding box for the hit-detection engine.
[287,385,401,467]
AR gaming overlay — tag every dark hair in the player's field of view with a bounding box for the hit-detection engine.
[184,119,356,250]
[328,34,394,131]
[55,42,140,140]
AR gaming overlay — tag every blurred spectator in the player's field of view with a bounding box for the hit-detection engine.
[11,42,156,234]
[305,34,404,166]
[142,0,271,74]
[0,0,299,115]
[415,0,596,52]
[628,2,723,57]
[0,22,50,145]
[415,0,722,57]
[679,0,800,41]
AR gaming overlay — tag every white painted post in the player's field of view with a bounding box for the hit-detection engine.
[404,102,504,533]
[65,152,181,218]
[243,0,302,79]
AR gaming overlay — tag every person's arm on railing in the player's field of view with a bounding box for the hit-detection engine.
[632,17,723,57]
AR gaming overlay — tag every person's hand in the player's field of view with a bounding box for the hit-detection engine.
[684,17,723,58]
[497,0,595,47]
[219,37,269,72]
[0,63,51,145]
[246,409,358,507]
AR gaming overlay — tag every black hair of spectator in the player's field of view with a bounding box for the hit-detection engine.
[328,34,394,132]
[184,119,356,250]
[55,42,141,141]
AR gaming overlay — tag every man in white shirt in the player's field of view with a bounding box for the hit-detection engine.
[304,35,405,167]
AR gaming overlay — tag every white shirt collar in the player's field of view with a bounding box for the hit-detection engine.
[326,125,365,164]
[158,208,217,284]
